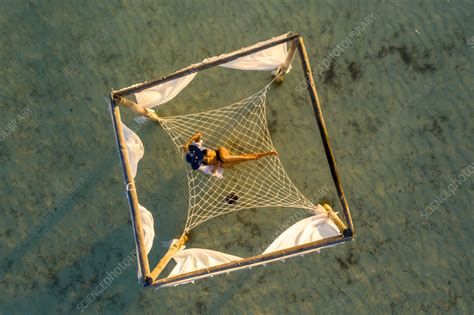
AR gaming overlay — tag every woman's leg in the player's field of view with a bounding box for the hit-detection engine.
[218,147,277,168]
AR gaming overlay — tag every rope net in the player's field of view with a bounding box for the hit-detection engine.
[158,84,316,232]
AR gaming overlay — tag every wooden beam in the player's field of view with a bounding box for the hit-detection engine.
[149,233,189,282]
[109,96,152,285]
[322,203,347,233]
[296,37,355,235]
[274,38,298,83]
[113,95,160,122]
[112,32,298,97]
[151,234,352,288]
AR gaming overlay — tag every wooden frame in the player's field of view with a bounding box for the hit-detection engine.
[109,32,355,288]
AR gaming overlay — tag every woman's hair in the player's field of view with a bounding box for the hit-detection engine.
[202,150,210,165]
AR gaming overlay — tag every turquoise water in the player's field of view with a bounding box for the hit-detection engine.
[1,0,473,314]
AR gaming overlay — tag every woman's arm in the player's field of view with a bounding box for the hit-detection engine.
[183,132,202,153]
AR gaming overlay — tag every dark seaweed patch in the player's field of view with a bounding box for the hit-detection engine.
[287,292,298,303]
[365,117,379,134]
[347,62,362,81]
[442,42,455,55]
[414,63,437,73]
[336,257,349,270]
[349,119,362,133]
[196,300,207,314]
[268,118,277,134]
[257,274,266,284]
[323,60,337,85]
[377,45,438,74]
[377,45,413,63]
[377,46,389,59]
[389,46,412,65]
[347,251,359,266]
[423,117,446,143]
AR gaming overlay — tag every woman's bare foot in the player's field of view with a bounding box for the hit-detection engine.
[256,150,278,159]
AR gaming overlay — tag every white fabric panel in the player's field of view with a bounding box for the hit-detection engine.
[135,73,197,109]
[122,123,144,179]
[137,204,155,279]
[313,203,327,215]
[139,204,155,254]
[220,43,288,71]
[198,164,224,179]
[263,213,340,254]
[168,248,242,277]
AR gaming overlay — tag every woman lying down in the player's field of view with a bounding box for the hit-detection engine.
[183,132,277,178]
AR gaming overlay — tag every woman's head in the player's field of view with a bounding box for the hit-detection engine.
[185,144,204,170]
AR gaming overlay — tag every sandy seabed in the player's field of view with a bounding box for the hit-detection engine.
[0,0,472,314]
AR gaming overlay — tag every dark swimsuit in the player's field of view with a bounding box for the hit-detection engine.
[202,149,223,166]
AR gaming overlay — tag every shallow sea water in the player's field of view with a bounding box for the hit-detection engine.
[0,0,473,314]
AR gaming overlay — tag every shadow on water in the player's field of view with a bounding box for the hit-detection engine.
[205,270,256,313]
[0,158,114,281]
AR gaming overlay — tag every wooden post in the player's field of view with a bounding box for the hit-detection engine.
[149,233,189,281]
[322,203,347,233]
[113,95,160,122]
[274,38,298,83]
[112,32,299,97]
[109,96,152,285]
[296,37,355,235]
